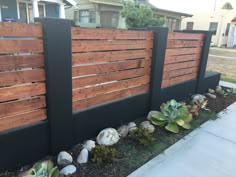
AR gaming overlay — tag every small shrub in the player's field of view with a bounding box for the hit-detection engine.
[129,128,155,146]
[91,146,118,163]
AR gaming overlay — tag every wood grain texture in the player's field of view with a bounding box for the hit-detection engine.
[0,22,43,37]
[163,67,199,80]
[72,59,150,77]
[0,69,45,87]
[72,49,152,65]
[168,33,204,40]
[71,27,153,40]
[165,54,201,64]
[162,73,198,87]
[165,47,201,56]
[0,109,46,132]
[72,67,150,89]
[0,40,43,54]
[0,83,46,102]
[0,96,46,118]
[73,76,149,101]
[164,60,199,72]
[72,40,153,52]
[167,40,202,48]
[0,54,44,70]
[73,84,149,111]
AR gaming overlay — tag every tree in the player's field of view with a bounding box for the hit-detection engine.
[222,2,233,10]
[120,1,165,28]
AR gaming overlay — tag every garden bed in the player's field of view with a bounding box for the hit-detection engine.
[1,88,236,177]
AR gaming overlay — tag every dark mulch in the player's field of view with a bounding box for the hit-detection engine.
[1,88,236,177]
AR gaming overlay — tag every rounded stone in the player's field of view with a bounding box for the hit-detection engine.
[117,125,129,138]
[83,140,96,152]
[96,128,120,146]
[60,165,76,175]
[77,148,89,164]
[140,121,155,133]
[57,151,73,166]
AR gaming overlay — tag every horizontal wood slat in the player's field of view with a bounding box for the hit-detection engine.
[0,83,46,102]
[167,40,202,48]
[72,59,150,77]
[164,60,199,72]
[0,96,46,118]
[73,76,149,101]
[162,73,198,87]
[73,84,149,111]
[0,109,46,132]
[163,67,199,80]
[0,69,45,87]
[165,54,200,64]
[166,47,201,56]
[0,22,43,37]
[168,33,204,40]
[71,27,153,40]
[72,49,152,65]
[72,67,150,89]
[0,54,44,70]
[72,40,153,52]
[0,40,43,54]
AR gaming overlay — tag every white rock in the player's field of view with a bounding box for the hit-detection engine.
[117,125,129,138]
[206,93,217,99]
[128,126,137,133]
[57,151,73,166]
[191,94,206,102]
[60,165,76,175]
[208,88,215,94]
[147,111,159,120]
[77,148,89,164]
[83,140,96,151]
[140,121,155,133]
[96,128,120,146]
[128,122,136,129]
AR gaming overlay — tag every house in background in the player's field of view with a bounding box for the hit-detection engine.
[227,17,236,48]
[65,0,192,31]
[0,0,76,23]
[181,9,236,47]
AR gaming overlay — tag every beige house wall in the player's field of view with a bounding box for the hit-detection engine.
[181,10,236,47]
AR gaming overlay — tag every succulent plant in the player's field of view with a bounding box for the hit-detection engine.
[151,99,192,133]
[91,145,118,163]
[22,160,64,177]
[129,127,155,146]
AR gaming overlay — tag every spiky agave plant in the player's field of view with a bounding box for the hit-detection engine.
[22,160,64,177]
[151,99,192,133]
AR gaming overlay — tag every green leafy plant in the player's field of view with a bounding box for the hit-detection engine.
[23,160,63,177]
[129,128,155,146]
[120,1,165,28]
[151,99,192,133]
[188,99,208,116]
[216,88,236,96]
[91,146,118,163]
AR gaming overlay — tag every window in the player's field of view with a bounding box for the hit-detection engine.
[186,22,194,30]
[74,10,96,23]
[225,23,230,36]
[209,22,218,35]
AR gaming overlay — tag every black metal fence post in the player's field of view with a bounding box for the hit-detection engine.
[35,18,73,154]
[148,27,168,110]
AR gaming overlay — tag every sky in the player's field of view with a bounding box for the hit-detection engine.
[149,0,236,14]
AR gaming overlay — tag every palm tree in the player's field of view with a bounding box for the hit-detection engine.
[222,2,233,10]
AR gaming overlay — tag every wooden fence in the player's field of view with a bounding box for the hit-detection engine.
[162,32,204,87]
[71,28,153,111]
[0,23,47,131]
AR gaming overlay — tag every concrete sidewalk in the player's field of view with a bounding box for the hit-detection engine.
[128,102,236,177]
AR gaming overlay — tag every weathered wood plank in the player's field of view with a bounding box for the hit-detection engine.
[71,27,153,40]
[164,60,199,72]
[163,67,199,80]
[167,40,202,48]
[168,32,204,40]
[0,96,46,118]
[0,54,44,70]
[0,69,45,87]
[165,47,201,56]
[72,49,152,65]
[164,54,201,64]
[0,109,46,132]
[72,59,150,77]
[72,67,150,89]
[0,40,43,54]
[162,73,198,87]
[0,83,46,102]
[0,22,43,37]
[72,40,153,52]
[73,84,149,111]
[73,76,149,101]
